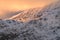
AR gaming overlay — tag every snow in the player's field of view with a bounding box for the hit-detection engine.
[10,8,42,22]
[0,0,60,40]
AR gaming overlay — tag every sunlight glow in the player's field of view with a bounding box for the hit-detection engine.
[0,0,57,19]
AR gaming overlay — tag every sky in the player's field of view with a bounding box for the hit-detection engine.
[0,0,57,10]
[0,0,58,19]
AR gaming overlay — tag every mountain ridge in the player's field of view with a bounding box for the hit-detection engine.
[9,7,42,22]
[9,0,60,22]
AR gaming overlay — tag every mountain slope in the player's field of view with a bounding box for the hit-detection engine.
[0,10,22,19]
[10,1,60,22]
[0,0,60,40]
[10,8,42,22]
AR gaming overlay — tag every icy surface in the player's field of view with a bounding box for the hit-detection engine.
[0,1,60,40]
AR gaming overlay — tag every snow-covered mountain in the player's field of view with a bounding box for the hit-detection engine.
[9,1,60,22]
[0,10,22,19]
[10,8,42,22]
[0,0,60,40]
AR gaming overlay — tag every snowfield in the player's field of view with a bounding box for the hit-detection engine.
[0,0,60,40]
